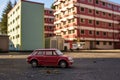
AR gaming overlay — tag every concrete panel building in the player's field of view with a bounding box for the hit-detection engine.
[7,0,45,51]
[53,0,120,49]
[44,8,55,37]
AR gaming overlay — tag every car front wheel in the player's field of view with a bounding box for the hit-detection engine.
[31,60,38,68]
[59,61,67,68]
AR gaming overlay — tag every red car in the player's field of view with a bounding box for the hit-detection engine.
[27,49,73,68]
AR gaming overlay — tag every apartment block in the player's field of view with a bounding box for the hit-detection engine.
[7,0,45,51]
[44,8,55,37]
[53,0,120,49]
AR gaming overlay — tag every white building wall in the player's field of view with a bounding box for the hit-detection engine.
[8,2,21,50]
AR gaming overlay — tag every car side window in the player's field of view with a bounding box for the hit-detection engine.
[46,51,53,56]
[37,51,43,55]
[53,51,57,56]
[32,50,38,55]
[37,51,45,56]
[45,51,57,56]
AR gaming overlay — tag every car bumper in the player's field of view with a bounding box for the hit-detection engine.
[68,60,74,66]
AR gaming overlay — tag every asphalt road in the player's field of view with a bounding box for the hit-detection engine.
[0,53,120,80]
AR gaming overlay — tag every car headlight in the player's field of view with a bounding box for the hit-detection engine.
[68,57,73,62]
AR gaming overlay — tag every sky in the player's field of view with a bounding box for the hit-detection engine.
[0,0,119,20]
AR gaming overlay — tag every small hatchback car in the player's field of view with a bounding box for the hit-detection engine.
[27,49,73,68]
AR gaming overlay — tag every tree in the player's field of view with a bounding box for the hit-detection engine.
[51,4,55,9]
[0,0,13,34]
[13,0,17,6]
[0,22,2,34]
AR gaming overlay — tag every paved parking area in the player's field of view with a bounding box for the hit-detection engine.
[0,52,120,80]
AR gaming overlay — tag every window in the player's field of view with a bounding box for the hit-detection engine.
[62,11,65,15]
[52,51,57,56]
[80,18,85,23]
[37,51,45,55]
[102,12,106,16]
[16,34,19,38]
[13,20,15,23]
[68,19,71,23]
[45,51,56,56]
[96,10,99,15]
[10,22,12,25]
[13,11,15,15]
[102,2,106,6]
[88,0,93,3]
[89,30,93,35]
[49,19,54,22]
[63,21,66,25]
[46,51,53,56]
[67,30,75,34]
[81,7,85,12]
[63,31,66,35]
[89,20,93,24]
[49,11,53,14]
[109,42,112,45]
[72,30,75,33]
[72,7,74,11]
[13,36,15,39]
[13,28,14,31]
[96,0,99,4]
[96,21,99,25]
[96,31,99,35]
[107,3,112,8]
[103,42,106,45]
[96,41,99,45]
[88,9,93,14]
[68,30,71,34]
[81,30,84,34]
[32,51,39,55]
[72,18,75,22]
[109,23,112,27]
[108,13,112,17]
[103,32,107,36]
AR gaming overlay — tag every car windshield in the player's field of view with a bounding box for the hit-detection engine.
[56,50,63,56]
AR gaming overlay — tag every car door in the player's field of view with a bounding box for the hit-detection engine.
[35,50,45,66]
[44,50,59,66]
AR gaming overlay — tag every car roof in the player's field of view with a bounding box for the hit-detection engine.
[35,48,58,51]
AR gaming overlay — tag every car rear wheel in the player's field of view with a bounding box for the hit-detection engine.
[31,60,38,68]
[59,61,67,68]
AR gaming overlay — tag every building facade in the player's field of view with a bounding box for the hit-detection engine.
[44,8,55,37]
[7,0,45,51]
[54,0,120,49]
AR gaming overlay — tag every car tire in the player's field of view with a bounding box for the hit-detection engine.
[59,61,67,68]
[31,60,38,68]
